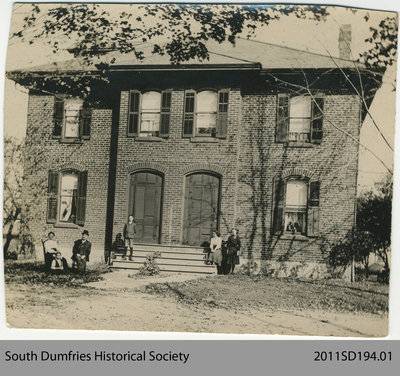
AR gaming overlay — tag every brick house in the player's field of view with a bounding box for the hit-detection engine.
[8,36,379,271]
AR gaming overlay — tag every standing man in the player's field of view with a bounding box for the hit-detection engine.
[71,230,92,273]
[123,215,136,261]
[43,232,58,271]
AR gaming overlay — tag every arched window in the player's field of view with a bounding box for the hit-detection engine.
[284,179,308,234]
[272,177,320,237]
[47,169,88,226]
[59,172,79,223]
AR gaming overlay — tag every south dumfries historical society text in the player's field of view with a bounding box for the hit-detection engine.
[4,350,190,364]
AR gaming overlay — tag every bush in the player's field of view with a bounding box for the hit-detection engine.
[138,251,162,276]
[238,259,258,276]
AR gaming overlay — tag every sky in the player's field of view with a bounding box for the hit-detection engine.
[3,3,396,193]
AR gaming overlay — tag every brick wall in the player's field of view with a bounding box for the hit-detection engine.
[23,94,112,262]
[24,85,361,266]
[237,94,361,263]
[113,89,242,244]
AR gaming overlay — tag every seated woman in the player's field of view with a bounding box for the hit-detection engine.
[50,250,68,273]
[210,231,223,274]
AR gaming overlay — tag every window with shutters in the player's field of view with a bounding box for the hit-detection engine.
[276,94,324,144]
[59,172,78,223]
[47,170,88,226]
[183,89,229,139]
[53,96,92,141]
[284,180,308,235]
[127,90,171,138]
[272,177,320,237]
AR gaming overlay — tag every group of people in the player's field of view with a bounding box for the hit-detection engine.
[43,218,240,276]
[43,230,92,273]
[206,228,241,275]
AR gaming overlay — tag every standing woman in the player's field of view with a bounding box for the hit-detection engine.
[226,228,241,274]
[210,231,223,274]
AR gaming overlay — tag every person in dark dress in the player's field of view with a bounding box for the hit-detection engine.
[226,228,241,274]
[71,230,92,273]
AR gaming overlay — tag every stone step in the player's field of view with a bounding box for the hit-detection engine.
[110,260,216,274]
[114,255,209,266]
[115,249,207,261]
[121,243,205,254]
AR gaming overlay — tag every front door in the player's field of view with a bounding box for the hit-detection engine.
[183,173,220,246]
[129,171,163,243]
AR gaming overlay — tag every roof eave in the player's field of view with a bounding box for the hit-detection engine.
[109,63,262,71]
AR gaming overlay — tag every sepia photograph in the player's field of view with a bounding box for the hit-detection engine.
[2,2,397,337]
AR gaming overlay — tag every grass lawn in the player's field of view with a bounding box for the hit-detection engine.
[4,260,111,288]
[143,274,389,315]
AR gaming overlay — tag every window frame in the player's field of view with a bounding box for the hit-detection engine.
[288,96,312,143]
[275,93,324,144]
[47,169,88,228]
[283,178,308,236]
[272,176,320,238]
[58,170,80,225]
[183,89,229,139]
[127,90,171,138]
[53,96,92,142]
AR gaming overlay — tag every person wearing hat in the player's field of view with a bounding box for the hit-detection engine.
[71,230,92,273]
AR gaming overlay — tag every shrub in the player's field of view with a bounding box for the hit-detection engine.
[138,251,162,276]
[238,259,258,276]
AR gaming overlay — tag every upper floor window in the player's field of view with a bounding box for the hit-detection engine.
[272,177,320,237]
[183,89,229,138]
[47,169,88,226]
[53,96,92,140]
[276,94,324,144]
[128,90,171,138]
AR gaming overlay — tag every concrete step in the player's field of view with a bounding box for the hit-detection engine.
[110,260,216,274]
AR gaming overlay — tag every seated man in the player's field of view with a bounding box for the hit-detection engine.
[71,230,92,273]
[43,232,58,271]
[50,250,68,273]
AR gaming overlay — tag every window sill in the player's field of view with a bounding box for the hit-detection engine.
[190,137,218,143]
[276,234,310,241]
[135,136,164,142]
[53,223,80,229]
[59,138,83,144]
[286,141,318,148]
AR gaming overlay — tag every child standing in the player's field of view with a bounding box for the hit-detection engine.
[123,215,136,261]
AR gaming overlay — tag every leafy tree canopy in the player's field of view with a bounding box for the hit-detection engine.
[7,4,397,98]
[14,4,329,65]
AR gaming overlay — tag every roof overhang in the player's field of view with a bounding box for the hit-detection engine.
[109,63,262,72]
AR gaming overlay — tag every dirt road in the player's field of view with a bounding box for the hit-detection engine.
[5,271,387,337]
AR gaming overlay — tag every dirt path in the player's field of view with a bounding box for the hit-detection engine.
[5,271,387,337]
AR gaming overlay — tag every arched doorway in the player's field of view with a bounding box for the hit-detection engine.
[129,171,163,243]
[183,172,221,246]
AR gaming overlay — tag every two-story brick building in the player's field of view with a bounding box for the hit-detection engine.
[8,36,379,272]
